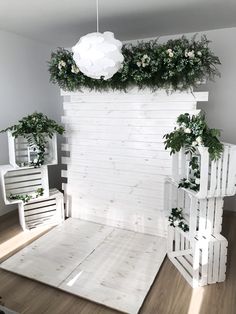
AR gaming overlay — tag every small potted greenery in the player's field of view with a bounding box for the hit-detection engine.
[1,112,65,167]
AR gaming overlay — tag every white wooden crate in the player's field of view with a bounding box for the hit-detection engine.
[18,188,64,230]
[0,165,49,205]
[7,131,58,168]
[165,179,224,237]
[172,143,236,198]
[168,226,227,287]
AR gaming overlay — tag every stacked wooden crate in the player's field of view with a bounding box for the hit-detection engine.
[0,133,64,230]
[166,143,236,287]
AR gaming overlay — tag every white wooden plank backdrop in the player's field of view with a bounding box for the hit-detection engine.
[61,88,208,236]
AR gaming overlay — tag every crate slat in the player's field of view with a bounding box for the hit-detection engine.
[18,189,64,230]
[165,180,224,237]
[171,143,236,198]
[167,226,227,287]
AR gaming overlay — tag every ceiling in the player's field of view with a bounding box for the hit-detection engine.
[0,0,236,47]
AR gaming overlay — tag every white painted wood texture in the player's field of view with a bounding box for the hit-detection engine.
[7,132,58,168]
[18,188,64,230]
[1,219,114,286]
[172,144,236,198]
[165,179,224,237]
[1,218,167,314]
[0,165,49,205]
[168,226,227,287]
[61,89,208,236]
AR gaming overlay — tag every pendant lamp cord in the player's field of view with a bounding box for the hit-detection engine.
[96,0,99,33]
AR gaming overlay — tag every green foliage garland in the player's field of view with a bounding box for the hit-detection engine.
[48,35,220,92]
[8,188,44,203]
[168,208,189,232]
[0,113,65,167]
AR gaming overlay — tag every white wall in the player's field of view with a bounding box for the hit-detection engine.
[0,29,62,216]
[196,28,236,212]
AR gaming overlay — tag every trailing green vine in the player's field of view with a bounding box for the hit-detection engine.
[0,113,65,167]
[164,112,223,192]
[168,207,189,232]
[48,35,220,92]
[8,188,44,203]
[178,156,200,191]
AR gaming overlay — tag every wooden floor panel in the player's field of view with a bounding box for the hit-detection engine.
[0,209,236,314]
[0,219,166,314]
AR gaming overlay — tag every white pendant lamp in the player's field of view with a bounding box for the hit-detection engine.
[72,0,124,80]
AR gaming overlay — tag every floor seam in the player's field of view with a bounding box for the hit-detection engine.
[57,226,116,288]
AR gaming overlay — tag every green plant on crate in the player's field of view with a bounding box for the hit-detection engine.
[164,112,223,192]
[48,35,220,92]
[168,207,189,232]
[8,188,44,203]
[0,112,65,167]
[178,156,200,191]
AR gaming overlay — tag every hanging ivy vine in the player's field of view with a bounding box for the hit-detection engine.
[168,207,189,232]
[48,34,220,92]
[8,188,44,203]
[178,156,201,192]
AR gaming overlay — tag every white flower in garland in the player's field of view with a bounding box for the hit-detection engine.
[195,178,200,185]
[169,52,174,58]
[185,50,195,58]
[192,141,198,147]
[137,54,151,68]
[142,54,151,67]
[58,60,66,70]
[188,50,195,58]
[173,219,180,227]
[184,128,191,134]
[71,64,80,74]
[167,48,174,58]
[197,51,202,56]
[196,136,203,145]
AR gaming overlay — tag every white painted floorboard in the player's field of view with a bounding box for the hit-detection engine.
[1,219,167,314]
[1,219,113,287]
